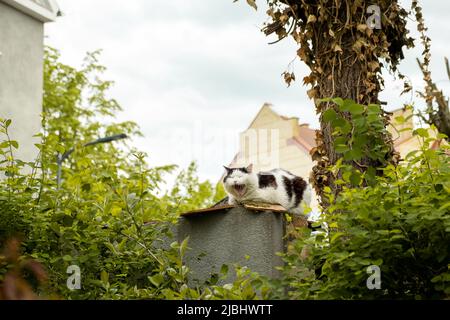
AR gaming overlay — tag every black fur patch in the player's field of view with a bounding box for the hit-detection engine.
[223,167,248,183]
[258,173,277,189]
[223,171,231,183]
[282,176,293,200]
[292,177,307,207]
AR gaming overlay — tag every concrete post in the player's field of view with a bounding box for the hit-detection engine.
[177,205,286,284]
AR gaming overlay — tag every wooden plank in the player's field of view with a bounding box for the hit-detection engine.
[180,204,235,216]
[180,202,287,217]
[243,202,287,213]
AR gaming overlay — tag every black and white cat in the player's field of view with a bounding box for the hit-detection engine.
[222,164,311,216]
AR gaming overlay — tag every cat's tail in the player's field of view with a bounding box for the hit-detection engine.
[212,196,230,208]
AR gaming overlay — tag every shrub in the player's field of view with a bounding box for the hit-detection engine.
[273,105,450,299]
[0,48,225,299]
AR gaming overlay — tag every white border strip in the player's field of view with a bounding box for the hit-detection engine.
[1,0,58,22]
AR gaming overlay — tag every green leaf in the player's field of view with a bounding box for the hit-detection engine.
[220,264,229,276]
[437,133,448,140]
[335,144,349,153]
[349,171,362,186]
[148,274,164,287]
[334,137,348,145]
[413,128,429,138]
[405,150,419,159]
[367,104,381,115]
[365,166,377,184]
[352,115,366,128]
[330,232,345,244]
[346,147,363,160]
[348,103,365,115]
[332,97,344,106]
[323,109,338,122]
[10,140,19,149]
[394,116,405,124]
[105,242,118,255]
[367,114,380,123]
[353,135,368,147]
[438,202,450,211]
[339,99,357,112]
[332,118,352,134]
[180,236,189,257]
[101,270,109,284]
[331,117,346,129]
[317,97,332,103]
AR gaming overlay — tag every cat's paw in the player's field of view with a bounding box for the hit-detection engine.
[228,197,239,206]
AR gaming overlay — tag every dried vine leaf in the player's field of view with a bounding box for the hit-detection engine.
[246,0,257,10]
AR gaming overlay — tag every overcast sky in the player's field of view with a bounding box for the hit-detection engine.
[44,0,450,182]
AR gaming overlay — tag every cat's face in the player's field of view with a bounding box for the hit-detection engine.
[222,164,253,199]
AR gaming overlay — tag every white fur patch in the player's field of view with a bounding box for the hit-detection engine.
[223,167,310,217]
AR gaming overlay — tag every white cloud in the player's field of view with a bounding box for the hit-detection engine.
[45,0,450,183]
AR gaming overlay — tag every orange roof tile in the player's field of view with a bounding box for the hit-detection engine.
[297,126,317,150]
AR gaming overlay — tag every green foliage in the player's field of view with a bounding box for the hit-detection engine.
[3,46,448,301]
[271,116,450,299]
[168,162,226,214]
[159,264,271,300]
[320,98,391,168]
[200,265,272,300]
[0,119,32,244]
[0,48,225,299]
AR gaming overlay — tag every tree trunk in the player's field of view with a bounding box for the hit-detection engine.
[260,0,412,208]
[309,33,398,208]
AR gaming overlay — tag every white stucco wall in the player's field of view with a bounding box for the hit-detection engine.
[0,1,44,162]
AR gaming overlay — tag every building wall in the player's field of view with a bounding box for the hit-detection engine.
[388,108,414,144]
[0,1,44,162]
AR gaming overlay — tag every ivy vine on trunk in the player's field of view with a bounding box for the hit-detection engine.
[236,0,419,207]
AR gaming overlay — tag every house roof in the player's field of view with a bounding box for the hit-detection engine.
[1,0,60,22]
[297,125,317,150]
[246,103,273,129]
[229,103,441,169]
[247,103,318,151]
[228,104,317,168]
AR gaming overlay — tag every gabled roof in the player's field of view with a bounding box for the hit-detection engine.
[245,103,318,151]
[246,103,277,129]
[230,103,437,170]
[1,0,60,22]
[227,104,318,169]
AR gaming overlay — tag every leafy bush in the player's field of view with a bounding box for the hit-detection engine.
[0,48,225,299]
[271,103,450,299]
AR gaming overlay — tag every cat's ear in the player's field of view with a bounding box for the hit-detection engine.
[246,164,253,173]
[223,166,232,173]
